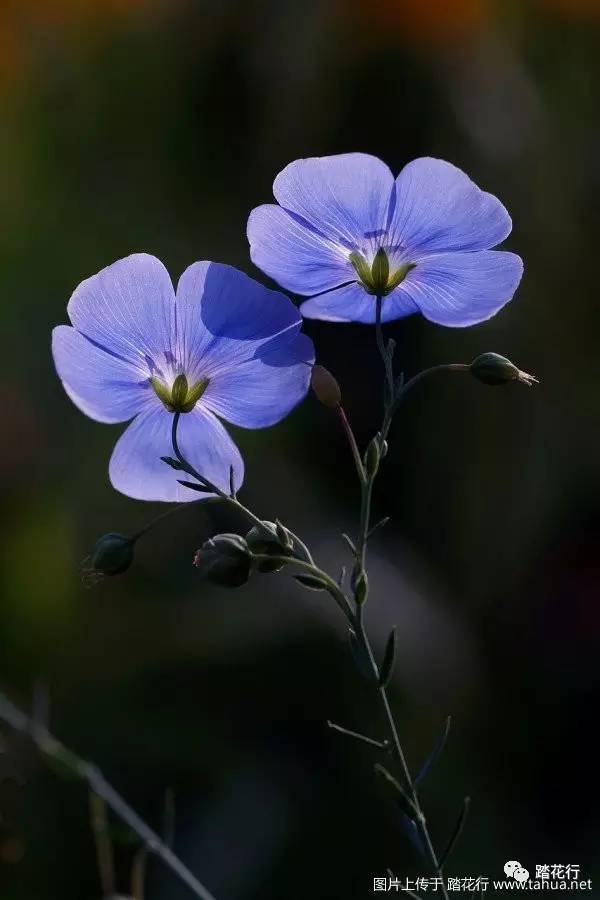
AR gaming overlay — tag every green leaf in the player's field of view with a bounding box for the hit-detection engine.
[160,456,184,471]
[176,480,213,493]
[294,573,327,592]
[374,763,417,818]
[439,796,471,868]
[415,716,452,789]
[379,627,397,688]
[348,629,376,682]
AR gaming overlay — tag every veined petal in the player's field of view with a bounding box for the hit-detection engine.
[109,404,244,502]
[389,158,513,254]
[52,325,150,423]
[67,254,176,372]
[397,250,524,327]
[247,204,352,295]
[174,261,308,380]
[203,332,314,428]
[299,282,418,324]
[272,154,394,249]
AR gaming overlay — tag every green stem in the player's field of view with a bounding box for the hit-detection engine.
[170,413,314,564]
[171,412,263,529]
[337,405,366,484]
[354,608,449,899]
[252,553,353,621]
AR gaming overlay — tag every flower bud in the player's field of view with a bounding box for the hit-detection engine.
[470,353,538,387]
[364,435,381,477]
[246,520,293,573]
[88,532,135,577]
[193,533,251,587]
[311,364,341,408]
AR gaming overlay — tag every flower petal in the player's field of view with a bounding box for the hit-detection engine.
[52,325,149,423]
[175,261,310,378]
[396,250,524,326]
[389,158,513,254]
[248,153,394,296]
[203,332,314,428]
[109,404,244,502]
[67,253,176,371]
[273,153,394,246]
[299,282,419,324]
[247,204,352,295]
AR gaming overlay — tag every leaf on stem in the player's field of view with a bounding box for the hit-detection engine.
[414,716,452,790]
[160,456,185,471]
[294,573,327,592]
[374,762,417,819]
[367,516,390,540]
[341,533,357,557]
[176,480,214,493]
[399,813,427,858]
[379,627,397,688]
[439,796,471,869]
[348,629,377,682]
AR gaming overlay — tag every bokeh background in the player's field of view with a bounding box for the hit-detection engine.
[1,1,599,897]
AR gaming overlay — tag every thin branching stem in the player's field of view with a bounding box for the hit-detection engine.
[0,692,217,900]
[341,301,473,899]
[337,405,366,484]
[170,413,314,564]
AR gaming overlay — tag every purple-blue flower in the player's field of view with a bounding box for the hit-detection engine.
[247,153,523,326]
[52,255,314,502]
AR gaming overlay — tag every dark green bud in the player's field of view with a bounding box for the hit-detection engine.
[193,534,251,587]
[87,533,135,579]
[246,520,293,573]
[470,353,538,387]
[311,364,341,408]
[354,568,369,605]
[364,435,381,477]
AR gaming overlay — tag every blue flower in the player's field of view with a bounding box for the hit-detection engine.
[52,255,314,502]
[247,154,523,326]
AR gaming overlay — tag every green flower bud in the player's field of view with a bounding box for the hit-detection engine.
[470,353,538,387]
[246,520,293,573]
[193,534,251,587]
[87,533,135,579]
[364,435,381,478]
[311,364,341,408]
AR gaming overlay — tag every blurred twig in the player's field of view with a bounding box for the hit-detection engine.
[89,791,116,897]
[0,691,217,900]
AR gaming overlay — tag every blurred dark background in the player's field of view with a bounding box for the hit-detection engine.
[1,1,599,897]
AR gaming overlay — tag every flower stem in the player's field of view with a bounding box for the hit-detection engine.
[170,412,263,529]
[170,413,314,564]
[337,405,366,484]
[252,553,354,620]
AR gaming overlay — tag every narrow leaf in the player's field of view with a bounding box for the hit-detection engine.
[294,573,326,592]
[367,516,390,540]
[349,629,376,682]
[341,533,357,556]
[399,814,426,857]
[374,763,416,818]
[161,456,184,471]
[415,716,452,789]
[229,465,236,498]
[176,480,213,493]
[379,627,397,688]
[439,796,471,869]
